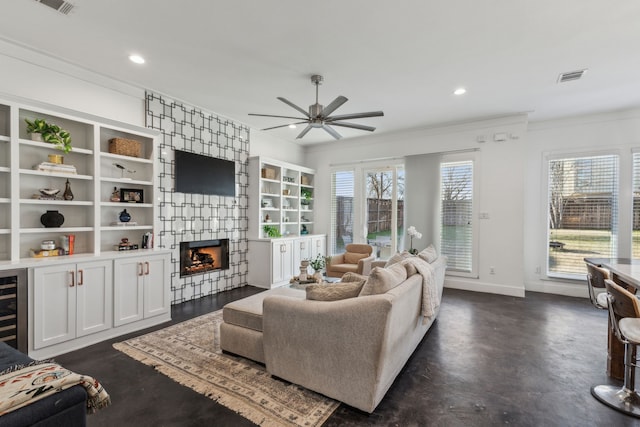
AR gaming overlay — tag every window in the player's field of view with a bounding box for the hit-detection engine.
[547,154,619,277]
[440,159,475,274]
[632,153,640,257]
[330,169,355,254]
[330,162,404,257]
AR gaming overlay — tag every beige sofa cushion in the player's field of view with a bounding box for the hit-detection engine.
[223,287,303,331]
[359,263,407,296]
[384,250,412,267]
[344,252,369,264]
[418,244,438,263]
[306,281,366,301]
[341,272,368,282]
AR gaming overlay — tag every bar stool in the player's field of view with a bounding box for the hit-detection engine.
[591,279,640,417]
[586,263,610,309]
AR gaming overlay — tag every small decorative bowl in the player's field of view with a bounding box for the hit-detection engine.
[39,188,60,196]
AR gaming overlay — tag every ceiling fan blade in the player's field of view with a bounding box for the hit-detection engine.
[249,113,308,120]
[277,97,310,117]
[262,121,308,131]
[329,121,376,132]
[320,96,348,118]
[322,125,342,140]
[296,124,313,139]
[325,111,384,122]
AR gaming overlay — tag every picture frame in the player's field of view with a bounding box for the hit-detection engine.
[120,188,144,203]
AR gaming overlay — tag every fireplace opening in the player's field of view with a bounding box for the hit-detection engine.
[180,239,229,277]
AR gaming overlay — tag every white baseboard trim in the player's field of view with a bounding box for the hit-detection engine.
[444,278,525,298]
[524,280,588,298]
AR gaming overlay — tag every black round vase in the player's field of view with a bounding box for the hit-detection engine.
[40,210,64,228]
[119,209,131,223]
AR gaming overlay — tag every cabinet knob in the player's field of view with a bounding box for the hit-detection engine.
[69,271,75,287]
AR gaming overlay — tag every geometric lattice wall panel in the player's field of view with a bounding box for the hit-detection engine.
[145,92,249,304]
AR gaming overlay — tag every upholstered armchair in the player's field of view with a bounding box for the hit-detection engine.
[325,243,375,278]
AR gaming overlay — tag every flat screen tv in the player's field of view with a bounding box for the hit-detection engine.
[175,150,236,197]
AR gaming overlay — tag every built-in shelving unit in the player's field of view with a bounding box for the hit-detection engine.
[0,95,160,263]
[249,156,316,239]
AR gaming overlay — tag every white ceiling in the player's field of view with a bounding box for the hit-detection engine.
[2,0,640,145]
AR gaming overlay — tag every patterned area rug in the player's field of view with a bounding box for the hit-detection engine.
[113,310,339,427]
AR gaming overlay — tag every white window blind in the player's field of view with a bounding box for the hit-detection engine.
[547,154,618,277]
[330,169,355,255]
[440,160,473,273]
[632,153,640,258]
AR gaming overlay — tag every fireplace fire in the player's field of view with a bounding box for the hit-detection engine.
[180,239,229,277]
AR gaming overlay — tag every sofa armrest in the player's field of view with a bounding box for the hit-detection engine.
[263,294,393,412]
[357,254,376,275]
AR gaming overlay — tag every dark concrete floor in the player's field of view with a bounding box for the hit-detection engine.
[55,286,640,427]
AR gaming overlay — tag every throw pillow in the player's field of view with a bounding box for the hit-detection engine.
[341,272,368,283]
[306,281,365,301]
[344,252,369,264]
[359,263,408,296]
[384,250,412,268]
[400,258,419,276]
[418,244,438,263]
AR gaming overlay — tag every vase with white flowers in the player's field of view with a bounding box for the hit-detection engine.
[407,226,422,255]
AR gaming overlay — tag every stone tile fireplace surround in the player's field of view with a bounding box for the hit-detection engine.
[145,92,249,304]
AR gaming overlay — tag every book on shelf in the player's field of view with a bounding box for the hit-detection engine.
[34,162,77,174]
[60,234,75,255]
[142,232,153,249]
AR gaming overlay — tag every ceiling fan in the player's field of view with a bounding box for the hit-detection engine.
[249,74,384,140]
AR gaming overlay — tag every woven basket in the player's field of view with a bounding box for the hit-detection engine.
[109,138,141,158]
[261,168,276,179]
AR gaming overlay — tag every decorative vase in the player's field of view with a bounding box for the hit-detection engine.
[63,179,74,200]
[48,154,64,164]
[30,133,43,142]
[119,209,131,223]
[313,270,323,282]
[40,210,64,228]
[110,187,120,202]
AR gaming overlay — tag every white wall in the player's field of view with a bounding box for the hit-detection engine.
[306,114,528,297]
[524,108,640,297]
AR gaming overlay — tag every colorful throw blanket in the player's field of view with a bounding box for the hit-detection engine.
[0,362,111,416]
[404,256,440,323]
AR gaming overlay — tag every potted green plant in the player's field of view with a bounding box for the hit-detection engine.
[263,225,281,238]
[300,187,312,206]
[25,118,72,154]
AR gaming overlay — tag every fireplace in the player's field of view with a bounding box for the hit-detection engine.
[180,239,230,277]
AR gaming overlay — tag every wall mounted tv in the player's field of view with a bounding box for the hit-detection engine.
[175,149,236,197]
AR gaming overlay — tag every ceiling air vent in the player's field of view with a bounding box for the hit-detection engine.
[35,0,74,15]
[557,69,587,83]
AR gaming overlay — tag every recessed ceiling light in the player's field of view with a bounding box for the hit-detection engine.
[288,124,297,129]
[129,54,145,64]
[453,88,466,96]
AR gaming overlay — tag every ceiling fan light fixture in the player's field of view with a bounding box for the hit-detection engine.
[248,75,383,140]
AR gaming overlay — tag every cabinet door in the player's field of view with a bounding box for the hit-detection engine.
[76,260,113,337]
[272,240,294,285]
[33,264,76,349]
[293,237,312,272]
[143,254,170,319]
[311,236,326,259]
[113,258,144,327]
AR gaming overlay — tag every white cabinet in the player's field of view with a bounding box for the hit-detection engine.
[248,235,325,289]
[114,253,170,327]
[33,260,112,349]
